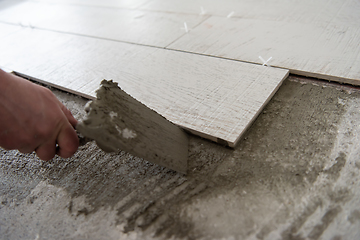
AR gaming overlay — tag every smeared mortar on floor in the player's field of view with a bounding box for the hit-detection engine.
[1,75,360,240]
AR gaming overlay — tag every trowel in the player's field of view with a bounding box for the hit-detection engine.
[76,80,188,174]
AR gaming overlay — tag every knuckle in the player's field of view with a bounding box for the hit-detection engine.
[42,87,53,96]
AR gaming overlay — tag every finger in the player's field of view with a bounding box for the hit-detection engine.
[58,102,78,127]
[17,137,39,154]
[56,124,79,158]
[35,140,57,161]
[18,148,34,154]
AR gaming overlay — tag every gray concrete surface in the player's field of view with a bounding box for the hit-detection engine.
[1,75,360,240]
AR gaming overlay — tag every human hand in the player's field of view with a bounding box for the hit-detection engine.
[0,69,79,160]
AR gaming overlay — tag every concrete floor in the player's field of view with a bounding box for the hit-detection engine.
[1,75,360,240]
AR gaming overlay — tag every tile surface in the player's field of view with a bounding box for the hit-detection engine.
[0,1,207,47]
[0,24,288,146]
[168,16,360,84]
[33,0,151,9]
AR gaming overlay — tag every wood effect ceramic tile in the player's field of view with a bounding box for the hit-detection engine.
[140,0,360,27]
[0,1,208,47]
[0,23,26,70]
[0,22,21,38]
[0,25,288,146]
[31,0,151,9]
[169,16,360,85]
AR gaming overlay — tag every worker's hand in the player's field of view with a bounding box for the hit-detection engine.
[0,69,79,160]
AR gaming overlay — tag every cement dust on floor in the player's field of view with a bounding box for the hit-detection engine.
[1,75,360,240]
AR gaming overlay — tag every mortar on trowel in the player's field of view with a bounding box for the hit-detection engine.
[76,80,188,174]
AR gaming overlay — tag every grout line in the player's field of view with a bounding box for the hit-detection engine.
[164,15,211,49]
[0,21,289,75]
[0,21,164,48]
[135,0,153,10]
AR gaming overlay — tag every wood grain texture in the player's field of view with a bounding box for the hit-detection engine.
[1,0,358,84]
[140,0,360,27]
[0,23,21,40]
[0,23,23,71]
[168,16,360,84]
[32,0,151,9]
[0,24,288,146]
[0,1,208,48]
[140,0,360,84]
